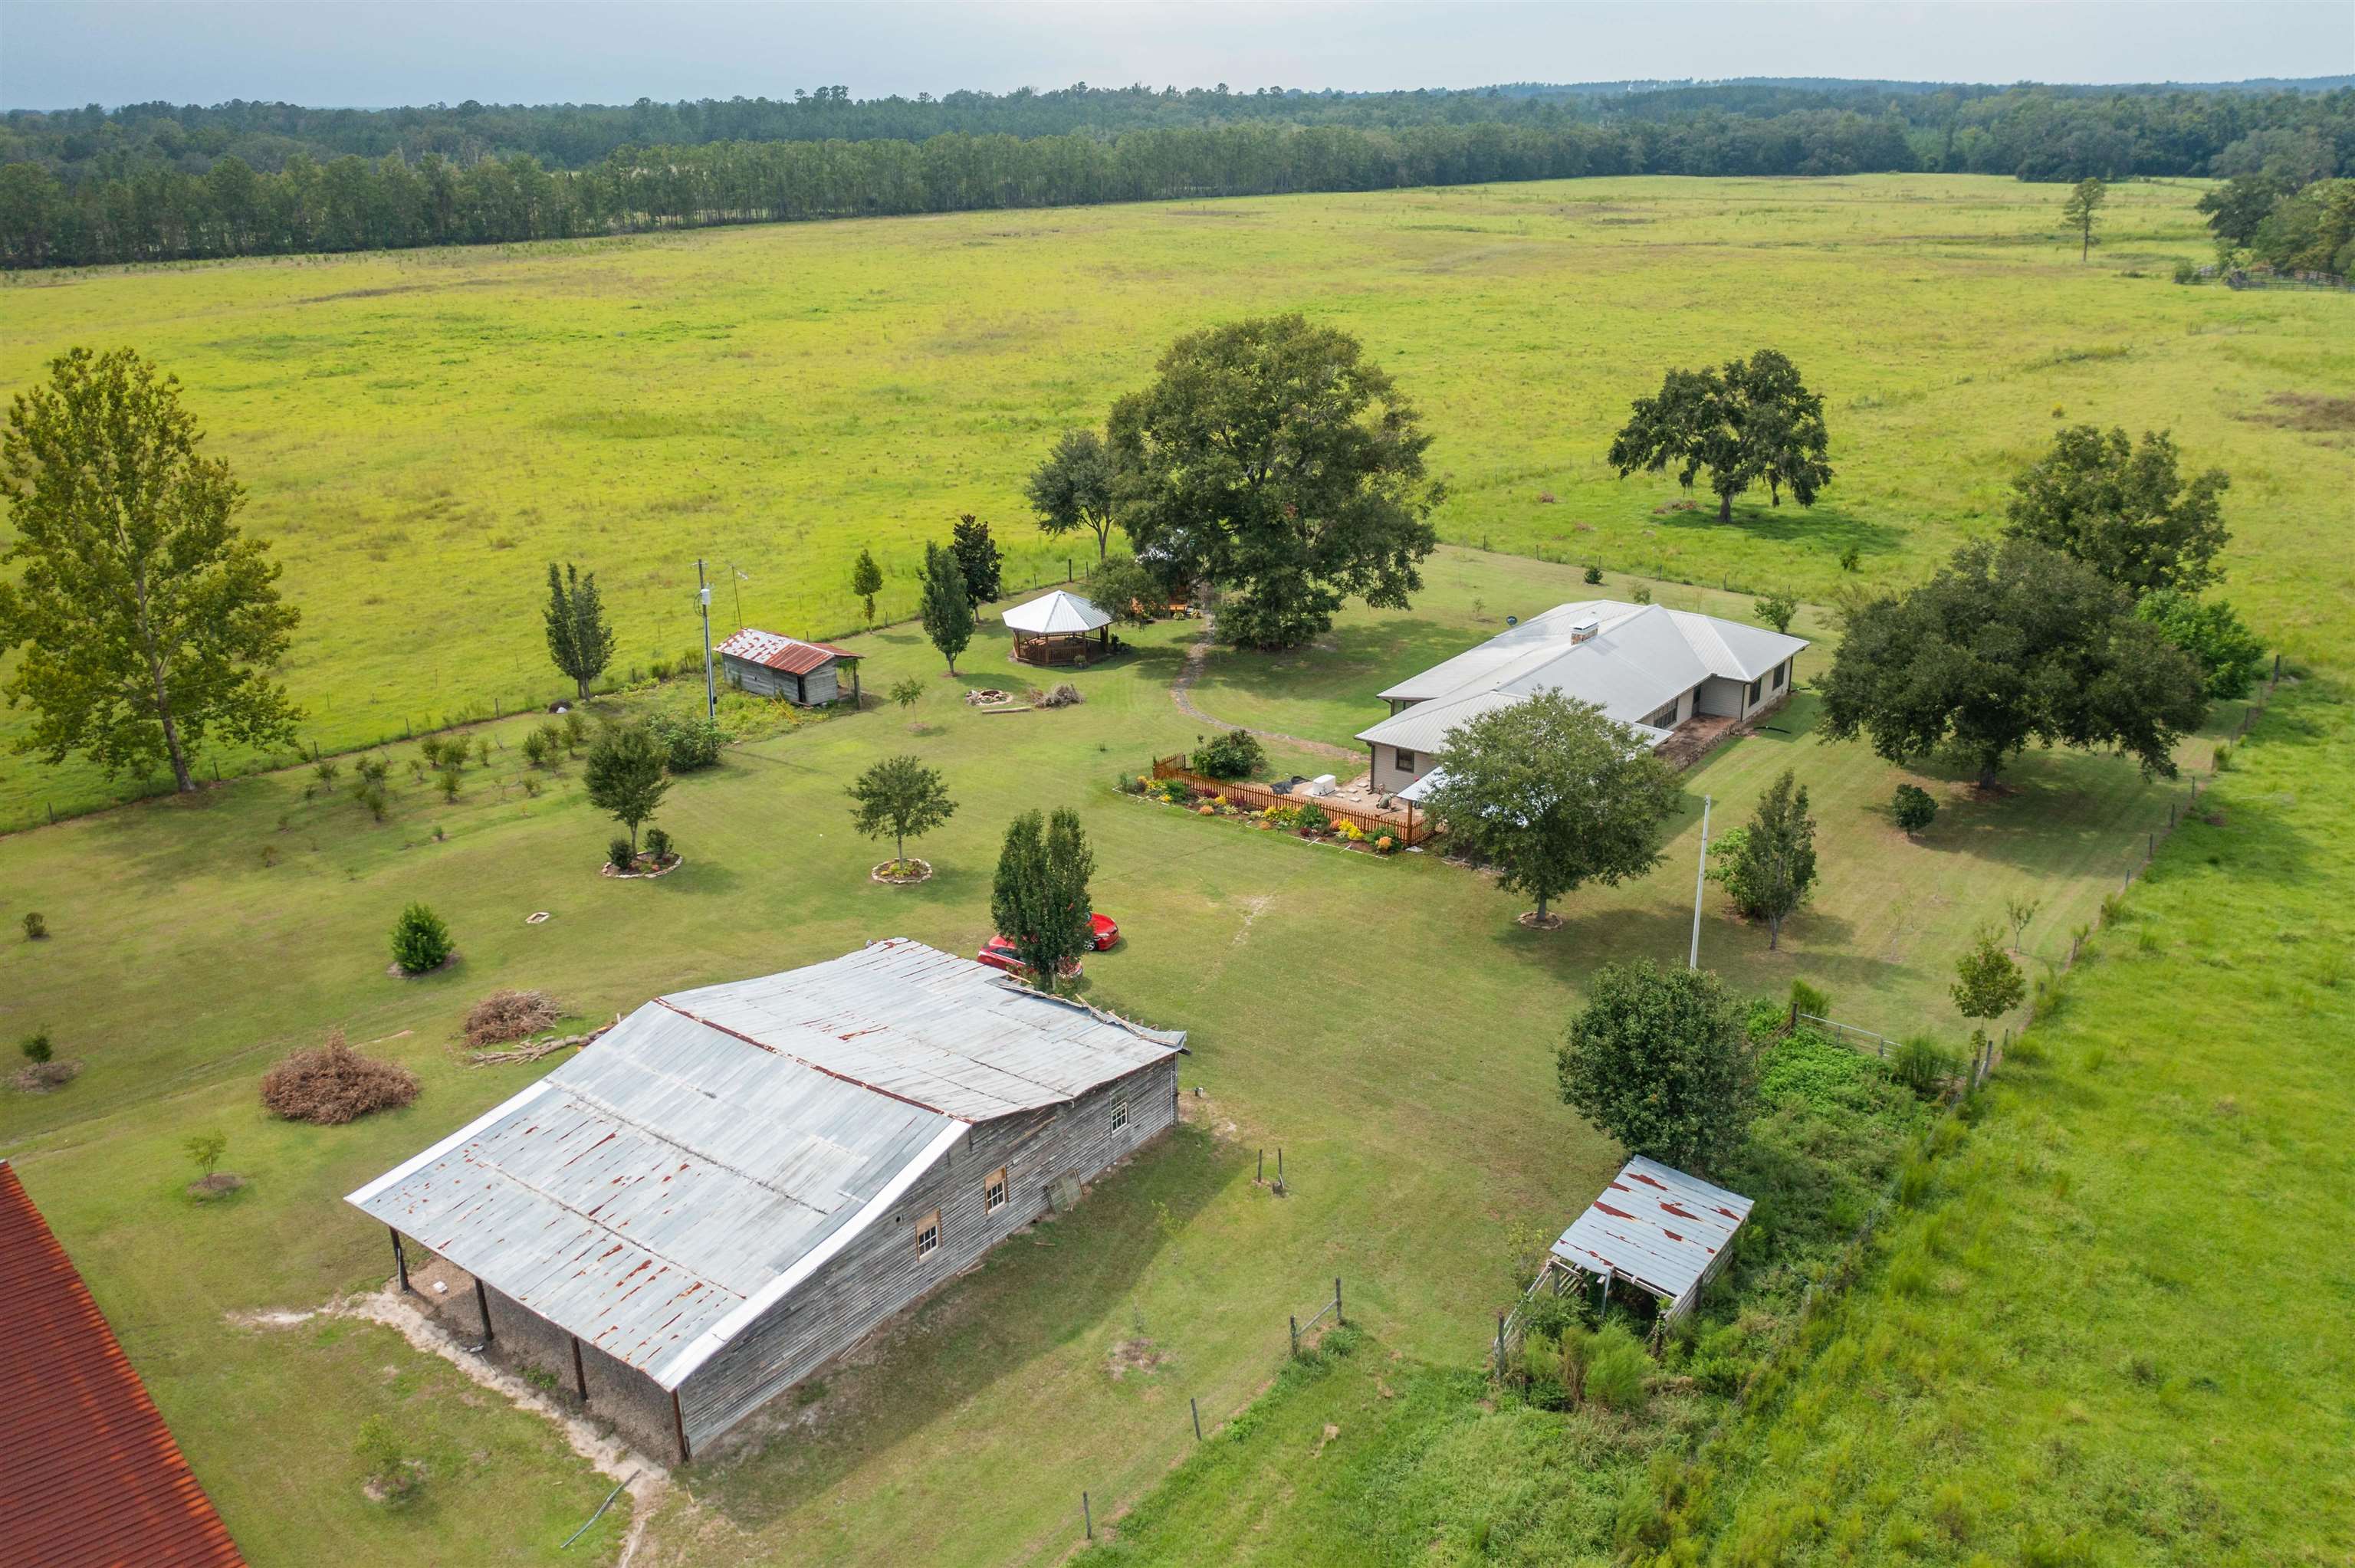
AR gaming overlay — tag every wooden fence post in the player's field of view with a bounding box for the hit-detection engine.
[1289,1315,1300,1358]
[1191,1396,1202,1441]
[1335,1277,1344,1327]
[1082,1492,1093,1540]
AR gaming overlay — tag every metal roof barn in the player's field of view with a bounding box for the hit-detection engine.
[714,628,857,677]
[1549,1156,1753,1320]
[347,939,1188,1440]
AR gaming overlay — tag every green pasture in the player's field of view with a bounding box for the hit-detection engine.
[5,172,2351,826]
[0,546,2221,1566]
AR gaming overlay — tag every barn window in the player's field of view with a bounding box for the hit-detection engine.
[984,1168,1008,1214]
[1112,1099,1130,1130]
[916,1210,941,1258]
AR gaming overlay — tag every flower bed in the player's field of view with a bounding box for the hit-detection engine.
[1124,775,1406,855]
[871,857,934,885]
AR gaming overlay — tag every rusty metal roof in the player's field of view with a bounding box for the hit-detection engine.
[715,628,857,675]
[347,941,1185,1389]
[1549,1156,1753,1314]
[0,1161,246,1568]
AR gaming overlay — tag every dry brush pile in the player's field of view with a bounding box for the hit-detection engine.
[260,1028,421,1124]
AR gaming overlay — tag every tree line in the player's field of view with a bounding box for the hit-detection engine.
[5,82,2347,268]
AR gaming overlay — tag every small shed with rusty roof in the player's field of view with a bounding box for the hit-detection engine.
[347,940,1186,1461]
[0,1160,246,1567]
[715,628,861,706]
[1545,1156,1752,1321]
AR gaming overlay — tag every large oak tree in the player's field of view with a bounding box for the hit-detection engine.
[0,346,301,792]
[1109,314,1439,650]
[1820,538,2208,789]
[1608,348,1832,526]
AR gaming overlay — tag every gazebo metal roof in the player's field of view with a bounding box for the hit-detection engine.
[1002,591,1111,635]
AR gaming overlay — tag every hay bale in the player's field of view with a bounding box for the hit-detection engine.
[463,989,561,1048]
[261,1029,420,1126]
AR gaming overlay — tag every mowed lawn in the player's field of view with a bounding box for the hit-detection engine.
[5,172,2352,825]
[0,550,2224,1566]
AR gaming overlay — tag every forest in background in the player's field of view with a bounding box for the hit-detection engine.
[2,77,2350,266]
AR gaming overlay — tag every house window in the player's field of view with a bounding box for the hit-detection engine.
[984,1167,1008,1215]
[1394,749,1416,773]
[916,1209,941,1258]
[1775,661,1788,690]
[1112,1099,1130,1131]
[1746,678,1762,706]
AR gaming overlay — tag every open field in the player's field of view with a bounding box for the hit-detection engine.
[5,172,2353,825]
[0,544,2229,1566]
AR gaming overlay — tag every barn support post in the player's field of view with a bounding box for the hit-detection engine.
[672,1392,692,1465]
[474,1278,494,1344]
[389,1227,410,1294]
[571,1336,588,1402]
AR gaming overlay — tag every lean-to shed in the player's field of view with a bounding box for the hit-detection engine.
[1547,1156,1752,1321]
[716,628,860,705]
[347,940,1185,1460]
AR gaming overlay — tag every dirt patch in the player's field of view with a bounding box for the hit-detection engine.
[225,1307,317,1330]
[9,1060,81,1094]
[2248,393,2355,432]
[1309,1422,1342,1458]
[1107,1338,1167,1380]
[186,1173,246,1198]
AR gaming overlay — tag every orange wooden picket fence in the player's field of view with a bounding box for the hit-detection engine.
[1148,754,1437,848]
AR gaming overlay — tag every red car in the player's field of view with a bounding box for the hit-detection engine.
[977,936,1082,979]
[1089,912,1120,951]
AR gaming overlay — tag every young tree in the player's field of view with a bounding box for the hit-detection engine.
[1725,769,1818,950]
[951,514,1003,607]
[1952,926,2026,1042]
[184,1130,228,1180]
[1891,782,1938,839]
[919,542,975,674]
[2002,426,2230,597]
[2134,589,2267,699]
[1026,427,1119,562]
[850,548,885,627]
[389,902,453,975]
[2061,176,2106,261]
[846,755,956,868]
[1557,959,1752,1174]
[1109,314,1440,650]
[0,346,302,792]
[1819,539,2208,789]
[989,807,1095,988]
[1752,588,1798,635]
[888,676,925,712]
[2003,894,2041,952]
[544,562,616,699]
[1608,349,1831,526]
[1423,691,1681,927]
[582,723,669,856]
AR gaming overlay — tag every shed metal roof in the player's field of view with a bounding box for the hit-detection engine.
[1549,1156,1753,1313]
[347,940,1185,1388]
[716,628,858,675]
[0,1161,246,1568]
[1002,590,1112,635]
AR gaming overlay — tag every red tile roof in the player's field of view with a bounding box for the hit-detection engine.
[715,628,859,677]
[0,1161,245,1568]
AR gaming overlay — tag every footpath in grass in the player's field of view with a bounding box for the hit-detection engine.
[1661,675,2355,1565]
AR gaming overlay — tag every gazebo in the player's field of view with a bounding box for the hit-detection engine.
[1004,590,1115,667]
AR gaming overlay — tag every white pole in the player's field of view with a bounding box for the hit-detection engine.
[1690,795,1711,969]
[698,559,716,720]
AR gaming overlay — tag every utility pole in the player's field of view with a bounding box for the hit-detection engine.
[697,559,717,720]
[1689,795,1712,969]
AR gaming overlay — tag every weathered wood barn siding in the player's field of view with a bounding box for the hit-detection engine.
[678,1055,1178,1445]
[721,651,836,704]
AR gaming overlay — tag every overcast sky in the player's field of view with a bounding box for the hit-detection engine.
[3,2,2349,110]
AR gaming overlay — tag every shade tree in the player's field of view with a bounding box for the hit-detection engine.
[2002,426,2230,598]
[582,723,669,857]
[846,755,956,869]
[1557,959,1753,1175]
[2060,176,2106,261]
[988,807,1095,989]
[1608,349,1832,526]
[1026,428,1120,562]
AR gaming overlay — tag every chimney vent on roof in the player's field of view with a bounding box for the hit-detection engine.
[1569,616,1601,645]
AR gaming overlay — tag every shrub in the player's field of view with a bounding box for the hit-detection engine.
[644,825,673,863]
[1151,777,1191,805]
[1789,978,1830,1020]
[1890,1035,1954,1098]
[1584,1324,1651,1411]
[436,766,462,801]
[354,754,391,785]
[609,835,636,871]
[1631,586,1652,605]
[1584,565,1604,585]
[2212,741,2232,773]
[1371,832,1397,854]
[313,757,340,785]
[521,776,543,798]
[1293,803,1331,835]
[21,911,46,941]
[1892,782,1938,838]
[647,711,725,771]
[520,729,552,766]
[184,1130,228,1178]
[353,780,389,821]
[2172,258,2200,284]
[21,1030,53,1064]
[475,738,492,768]
[418,736,446,768]
[649,656,673,681]
[1192,728,1266,780]
[354,1415,420,1504]
[463,989,561,1048]
[1839,545,1862,572]
[261,1028,421,1124]
[561,710,588,750]
[389,903,452,974]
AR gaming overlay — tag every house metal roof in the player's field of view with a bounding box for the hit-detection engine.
[716,628,858,676]
[347,940,1185,1388]
[1549,1156,1753,1313]
[0,1161,246,1568]
[1002,590,1112,635]
[1358,601,1805,754]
